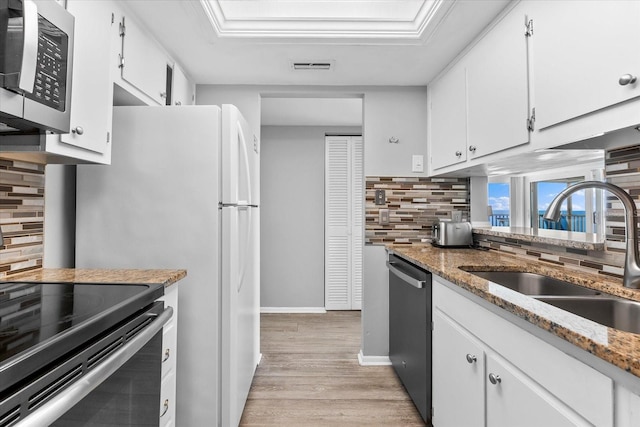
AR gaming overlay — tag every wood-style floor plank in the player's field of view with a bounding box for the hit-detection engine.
[239,311,426,426]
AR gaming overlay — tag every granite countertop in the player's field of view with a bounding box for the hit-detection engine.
[388,244,640,378]
[473,226,605,251]
[2,268,187,288]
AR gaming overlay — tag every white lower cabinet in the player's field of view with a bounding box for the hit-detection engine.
[485,354,577,427]
[433,276,614,427]
[157,284,179,427]
[432,310,484,427]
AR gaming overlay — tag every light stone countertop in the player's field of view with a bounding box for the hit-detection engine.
[388,244,640,378]
[473,226,605,251]
[2,268,187,288]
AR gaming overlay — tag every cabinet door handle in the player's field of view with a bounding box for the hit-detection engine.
[455,151,462,157]
[468,145,477,153]
[72,126,84,135]
[488,373,501,385]
[163,348,170,363]
[465,354,477,364]
[619,74,637,86]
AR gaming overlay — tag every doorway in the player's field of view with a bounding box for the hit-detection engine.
[259,96,363,312]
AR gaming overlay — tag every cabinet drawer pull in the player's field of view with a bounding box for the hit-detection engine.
[619,74,637,86]
[163,348,170,363]
[160,399,169,417]
[488,373,501,385]
[72,126,84,135]
[465,354,477,364]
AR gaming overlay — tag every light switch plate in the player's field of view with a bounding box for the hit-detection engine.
[412,155,424,173]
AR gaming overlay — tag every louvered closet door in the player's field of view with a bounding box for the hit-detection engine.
[325,136,363,310]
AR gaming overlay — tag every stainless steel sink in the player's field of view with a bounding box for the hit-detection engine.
[467,271,602,296]
[536,297,640,334]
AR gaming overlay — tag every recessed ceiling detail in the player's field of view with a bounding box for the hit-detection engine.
[200,0,446,43]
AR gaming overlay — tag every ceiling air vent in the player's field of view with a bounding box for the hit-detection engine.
[291,61,332,71]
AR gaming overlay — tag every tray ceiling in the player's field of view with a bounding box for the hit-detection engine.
[201,0,444,42]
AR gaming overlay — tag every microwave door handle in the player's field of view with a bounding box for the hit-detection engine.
[14,306,174,427]
[18,0,38,92]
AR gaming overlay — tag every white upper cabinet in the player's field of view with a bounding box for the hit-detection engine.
[465,1,530,160]
[116,12,169,106]
[428,1,530,173]
[58,0,113,158]
[429,63,467,170]
[172,64,195,106]
[531,0,640,131]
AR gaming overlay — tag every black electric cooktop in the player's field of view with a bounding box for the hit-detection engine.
[0,281,164,394]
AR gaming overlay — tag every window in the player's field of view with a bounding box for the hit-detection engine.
[488,182,510,226]
[532,178,587,231]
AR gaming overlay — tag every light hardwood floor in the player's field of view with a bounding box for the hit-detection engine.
[239,311,426,426]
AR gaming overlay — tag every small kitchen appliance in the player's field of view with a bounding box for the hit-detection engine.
[432,221,473,247]
[0,0,74,135]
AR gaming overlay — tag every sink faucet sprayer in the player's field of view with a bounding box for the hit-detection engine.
[543,181,640,289]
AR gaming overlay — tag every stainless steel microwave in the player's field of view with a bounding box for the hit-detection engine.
[0,0,74,135]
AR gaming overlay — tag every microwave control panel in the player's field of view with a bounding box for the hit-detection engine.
[24,14,68,112]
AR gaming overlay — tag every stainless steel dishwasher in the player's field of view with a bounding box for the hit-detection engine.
[387,253,432,425]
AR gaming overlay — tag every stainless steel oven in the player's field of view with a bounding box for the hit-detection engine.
[0,282,172,427]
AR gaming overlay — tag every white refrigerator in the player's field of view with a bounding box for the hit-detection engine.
[75,104,260,427]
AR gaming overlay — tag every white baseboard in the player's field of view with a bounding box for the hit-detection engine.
[358,350,392,366]
[260,307,327,314]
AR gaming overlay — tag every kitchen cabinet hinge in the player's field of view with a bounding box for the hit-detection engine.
[431,407,434,419]
[431,321,434,331]
[525,18,534,37]
[106,131,110,144]
[527,107,536,132]
[119,17,126,70]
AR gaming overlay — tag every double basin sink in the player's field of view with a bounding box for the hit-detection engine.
[466,270,640,334]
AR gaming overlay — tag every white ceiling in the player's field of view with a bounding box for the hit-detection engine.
[122,0,512,86]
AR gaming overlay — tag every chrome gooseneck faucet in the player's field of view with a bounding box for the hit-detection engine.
[543,181,640,289]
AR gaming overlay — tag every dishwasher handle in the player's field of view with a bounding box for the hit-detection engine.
[387,261,426,289]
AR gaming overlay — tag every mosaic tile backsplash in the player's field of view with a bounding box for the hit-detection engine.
[475,143,640,280]
[0,159,45,278]
[365,176,470,245]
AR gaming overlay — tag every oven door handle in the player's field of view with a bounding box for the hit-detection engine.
[15,306,174,427]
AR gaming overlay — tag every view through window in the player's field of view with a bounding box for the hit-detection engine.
[488,182,510,226]
[533,179,587,232]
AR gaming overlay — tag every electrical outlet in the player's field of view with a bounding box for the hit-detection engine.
[375,189,386,205]
[379,208,390,225]
[412,155,424,173]
[452,211,462,222]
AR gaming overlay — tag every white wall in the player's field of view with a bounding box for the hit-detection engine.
[261,125,361,309]
[196,85,429,177]
[43,165,76,267]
